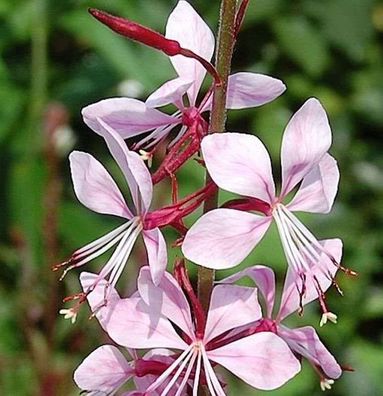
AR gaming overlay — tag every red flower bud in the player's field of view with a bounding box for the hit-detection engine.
[88,8,182,56]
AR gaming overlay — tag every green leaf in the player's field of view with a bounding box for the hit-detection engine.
[305,0,375,62]
[273,16,330,77]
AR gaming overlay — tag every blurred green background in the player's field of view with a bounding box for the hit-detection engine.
[0,0,382,395]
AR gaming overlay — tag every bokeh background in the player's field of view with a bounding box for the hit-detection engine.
[1,0,382,395]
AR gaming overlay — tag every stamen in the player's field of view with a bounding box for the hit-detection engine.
[320,312,338,327]
[146,344,194,393]
[312,275,338,326]
[278,205,327,274]
[329,271,344,296]
[320,378,335,391]
[106,224,142,288]
[160,348,196,396]
[201,347,225,396]
[193,351,202,396]
[137,119,179,149]
[331,257,358,277]
[53,221,133,279]
[59,308,78,324]
[139,149,153,168]
[296,272,306,316]
[73,221,133,259]
[279,206,357,277]
[273,207,309,273]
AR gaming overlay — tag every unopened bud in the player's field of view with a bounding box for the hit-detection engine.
[89,8,182,56]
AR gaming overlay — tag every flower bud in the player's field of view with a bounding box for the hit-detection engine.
[88,8,182,56]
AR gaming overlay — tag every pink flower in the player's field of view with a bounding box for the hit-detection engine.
[80,268,301,394]
[73,277,189,395]
[55,118,166,307]
[74,345,191,396]
[219,249,343,390]
[82,1,285,149]
[183,98,351,311]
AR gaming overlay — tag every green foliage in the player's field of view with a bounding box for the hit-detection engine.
[0,0,382,394]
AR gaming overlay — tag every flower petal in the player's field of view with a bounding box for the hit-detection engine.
[226,73,286,109]
[137,266,194,341]
[220,265,276,318]
[142,228,168,286]
[182,208,271,269]
[80,272,121,331]
[281,98,332,196]
[95,118,153,214]
[208,332,300,390]
[82,97,178,138]
[146,77,194,108]
[107,296,188,350]
[278,239,343,321]
[166,0,215,104]
[204,285,262,343]
[69,151,132,219]
[202,133,276,204]
[74,345,133,394]
[287,154,339,214]
[279,325,342,379]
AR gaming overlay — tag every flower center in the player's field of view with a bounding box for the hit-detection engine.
[182,106,200,127]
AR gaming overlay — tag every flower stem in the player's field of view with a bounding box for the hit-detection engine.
[198,0,238,313]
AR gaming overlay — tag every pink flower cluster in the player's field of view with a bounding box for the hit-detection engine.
[56,1,354,394]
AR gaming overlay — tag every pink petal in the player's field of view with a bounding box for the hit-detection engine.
[165,0,215,104]
[226,72,286,109]
[278,239,343,321]
[202,133,276,204]
[106,296,188,350]
[208,332,300,390]
[279,325,342,379]
[220,265,276,318]
[142,228,168,286]
[82,97,178,138]
[182,208,271,269]
[281,98,332,197]
[74,345,133,393]
[204,285,262,343]
[80,272,121,331]
[146,77,193,108]
[69,151,132,219]
[95,118,153,214]
[137,267,195,341]
[287,154,340,214]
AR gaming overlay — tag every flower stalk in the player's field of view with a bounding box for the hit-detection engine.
[198,0,238,315]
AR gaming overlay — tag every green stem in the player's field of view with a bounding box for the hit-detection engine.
[28,0,48,154]
[197,0,238,320]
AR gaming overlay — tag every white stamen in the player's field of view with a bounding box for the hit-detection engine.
[201,346,225,396]
[139,149,153,168]
[107,223,143,288]
[274,204,335,280]
[320,312,338,327]
[273,207,305,273]
[75,221,132,259]
[146,344,194,393]
[160,348,195,396]
[193,350,202,396]
[320,378,335,391]
[280,206,333,263]
[173,350,198,396]
[138,115,179,149]
[59,308,77,324]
